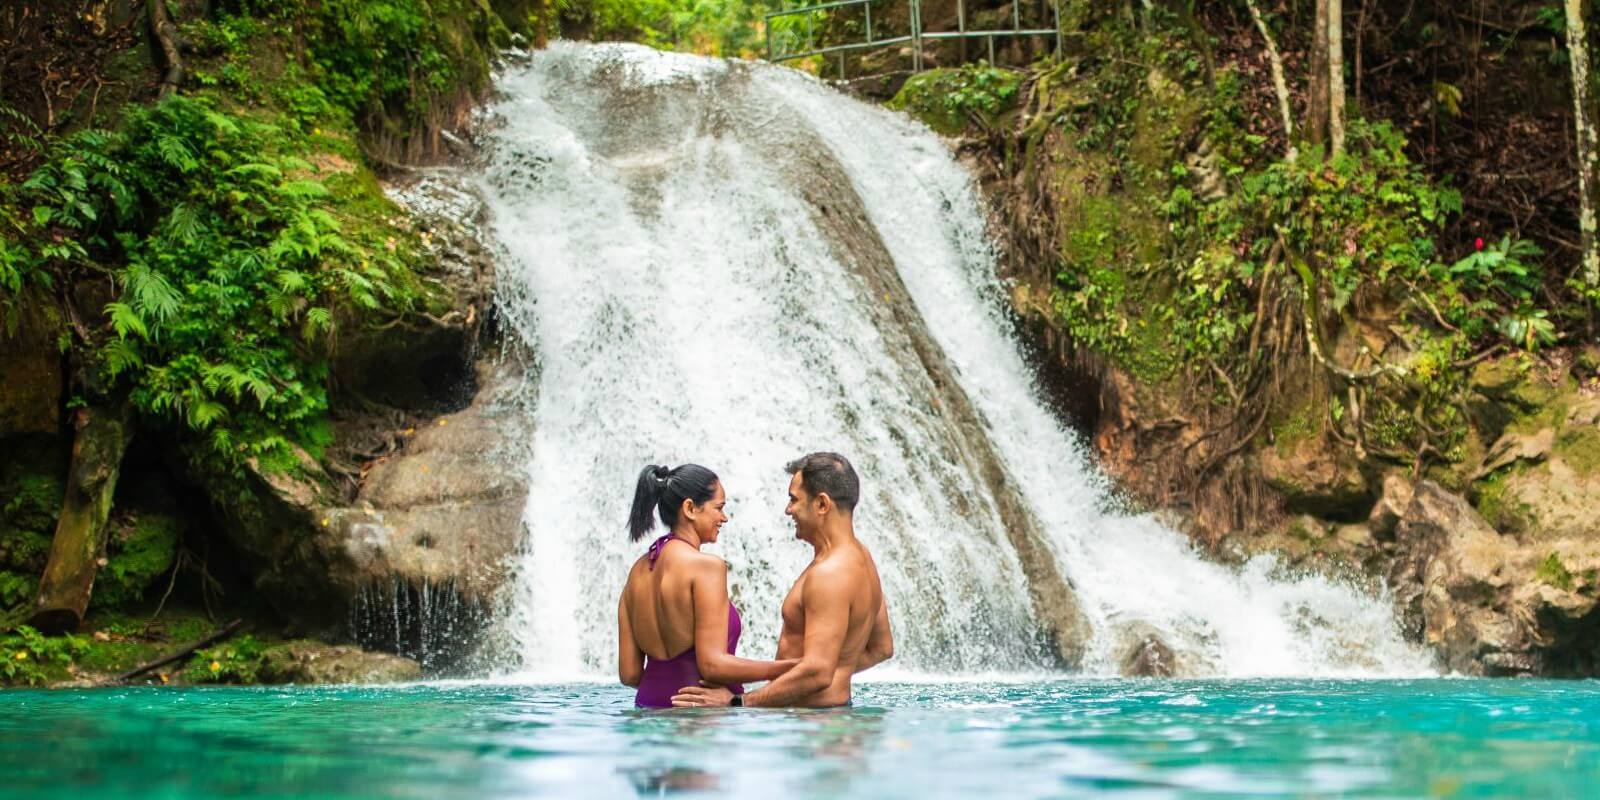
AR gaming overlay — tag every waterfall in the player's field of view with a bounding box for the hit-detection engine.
[476,42,1434,678]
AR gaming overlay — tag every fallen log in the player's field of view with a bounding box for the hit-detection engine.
[112,618,243,684]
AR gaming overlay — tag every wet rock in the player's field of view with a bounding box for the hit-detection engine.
[1389,481,1520,674]
[187,174,526,667]
[1333,522,1376,549]
[260,640,422,684]
[200,357,528,665]
[1116,622,1177,677]
[1367,473,1414,539]
[1386,481,1600,676]
[1259,434,1372,519]
[336,178,494,412]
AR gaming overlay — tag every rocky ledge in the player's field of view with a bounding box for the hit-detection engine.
[182,175,530,670]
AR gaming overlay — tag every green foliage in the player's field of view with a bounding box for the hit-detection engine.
[573,0,775,56]
[186,634,267,684]
[0,625,87,686]
[90,514,180,611]
[168,1,510,145]
[1001,19,1536,466]
[1,459,64,622]
[236,0,507,135]
[1537,551,1576,591]
[16,95,420,468]
[889,64,1023,136]
[1447,237,1556,350]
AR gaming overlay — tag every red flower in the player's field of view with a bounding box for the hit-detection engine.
[1474,237,1485,251]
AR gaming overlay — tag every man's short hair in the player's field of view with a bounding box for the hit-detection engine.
[785,452,860,513]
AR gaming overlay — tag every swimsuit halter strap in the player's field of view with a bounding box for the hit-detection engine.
[646,533,688,570]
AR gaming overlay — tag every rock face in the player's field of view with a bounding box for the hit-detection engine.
[198,356,528,667]
[193,174,529,669]
[336,357,529,665]
[1259,434,1372,519]
[0,302,62,440]
[260,640,423,684]
[1388,480,1600,676]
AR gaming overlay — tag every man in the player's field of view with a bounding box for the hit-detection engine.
[672,452,892,708]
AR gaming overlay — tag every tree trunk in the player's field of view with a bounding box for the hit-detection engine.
[29,404,133,634]
[533,0,547,49]
[1245,0,1297,162]
[1568,0,1600,287]
[1307,0,1330,151]
[1328,0,1345,157]
[149,0,184,99]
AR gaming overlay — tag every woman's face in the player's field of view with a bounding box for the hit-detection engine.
[683,481,728,544]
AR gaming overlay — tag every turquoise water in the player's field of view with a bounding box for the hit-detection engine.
[3,679,1598,798]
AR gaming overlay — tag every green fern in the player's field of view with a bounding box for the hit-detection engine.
[12,94,422,469]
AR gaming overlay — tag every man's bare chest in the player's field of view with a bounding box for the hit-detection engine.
[779,573,808,635]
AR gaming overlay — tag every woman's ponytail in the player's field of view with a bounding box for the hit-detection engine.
[626,463,719,541]
[628,465,671,541]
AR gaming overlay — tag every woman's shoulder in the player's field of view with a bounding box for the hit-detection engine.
[668,546,727,574]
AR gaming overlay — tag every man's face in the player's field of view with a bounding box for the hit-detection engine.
[785,472,819,541]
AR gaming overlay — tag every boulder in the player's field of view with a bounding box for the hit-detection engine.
[1388,481,1600,675]
[1117,623,1178,677]
[1367,473,1414,539]
[1259,434,1372,519]
[1389,481,1521,674]
[1491,457,1600,538]
[198,358,529,666]
[1473,427,1554,480]
[1472,396,1600,538]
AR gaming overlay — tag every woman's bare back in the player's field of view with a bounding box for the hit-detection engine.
[620,539,705,660]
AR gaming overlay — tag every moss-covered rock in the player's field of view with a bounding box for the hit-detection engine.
[0,299,63,441]
[1463,356,1600,540]
[0,437,65,622]
[88,512,179,611]
[887,65,1022,137]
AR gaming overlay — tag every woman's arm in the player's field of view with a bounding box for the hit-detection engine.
[690,557,798,684]
[617,592,644,687]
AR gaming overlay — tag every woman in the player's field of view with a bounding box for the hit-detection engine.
[618,463,794,708]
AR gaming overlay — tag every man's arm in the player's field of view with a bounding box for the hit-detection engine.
[741,567,851,707]
[854,598,892,674]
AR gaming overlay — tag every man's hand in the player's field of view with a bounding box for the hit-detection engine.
[671,684,735,707]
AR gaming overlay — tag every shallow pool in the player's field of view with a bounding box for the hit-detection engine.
[3,679,1598,798]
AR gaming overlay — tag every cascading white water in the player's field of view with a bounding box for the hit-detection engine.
[477,42,1436,678]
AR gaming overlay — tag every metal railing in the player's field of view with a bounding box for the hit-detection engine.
[764,0,1062,77]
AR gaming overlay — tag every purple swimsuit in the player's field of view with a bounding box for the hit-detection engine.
[634,535,745,709]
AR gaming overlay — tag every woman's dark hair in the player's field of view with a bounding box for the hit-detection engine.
[628,463,720,541]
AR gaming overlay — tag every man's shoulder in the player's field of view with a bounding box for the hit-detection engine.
[805,553,867,589]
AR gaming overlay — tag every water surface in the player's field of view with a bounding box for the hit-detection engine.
[4,679,1597,798]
